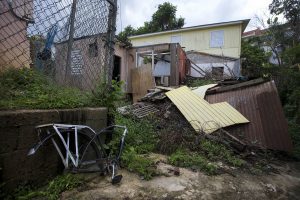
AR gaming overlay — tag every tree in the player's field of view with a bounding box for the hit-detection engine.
[269,0,300,45]
[241,40,270,77]
[269,0,300,26]
[118,2,185,43]
[151,2,184,32]
[117,25,136,44]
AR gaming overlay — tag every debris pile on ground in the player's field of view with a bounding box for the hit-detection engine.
[116,78,294,179]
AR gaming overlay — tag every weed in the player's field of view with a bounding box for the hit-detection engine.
[0,68,92,109]
[122,147,157,180]
[200,139,245,167]
[91,79,124,111]
[13,173,83,200]
[168,149,217,175]
[114,112,158,154]
[186,78,216,87]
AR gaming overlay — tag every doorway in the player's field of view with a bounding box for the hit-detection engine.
[113,55,121,81]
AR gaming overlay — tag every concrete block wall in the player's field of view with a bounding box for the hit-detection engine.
[0,107,107,192]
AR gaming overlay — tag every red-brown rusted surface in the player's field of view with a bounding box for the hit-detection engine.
[205,81,293,152]
[177,44,188,83]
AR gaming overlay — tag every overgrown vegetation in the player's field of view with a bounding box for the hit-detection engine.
[121,147,157,180]
[108,112,159,179]
[241,0,300,159]
[186,78,216,87]
[0,68,124,110]
[110,110,245,179]
[0,68,91,109]
[7,173,83,200]
[199,140,245,167]
[168,149,217,175]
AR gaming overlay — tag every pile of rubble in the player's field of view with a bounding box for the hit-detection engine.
[118,78,293,153]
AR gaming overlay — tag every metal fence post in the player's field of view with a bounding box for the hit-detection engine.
[105,0,117,88]
[65,0,78,82]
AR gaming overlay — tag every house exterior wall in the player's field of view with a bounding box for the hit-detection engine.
[55,35,106,90]
[0,0,33,70]
[129,24,242,58]
[114,44,128,91]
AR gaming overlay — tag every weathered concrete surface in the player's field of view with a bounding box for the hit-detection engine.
[62,158,300,200]
[0,107,107,192]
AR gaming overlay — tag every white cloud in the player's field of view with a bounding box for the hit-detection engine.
[116,0,273,33]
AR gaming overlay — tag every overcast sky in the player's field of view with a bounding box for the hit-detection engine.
[116,0,273,33]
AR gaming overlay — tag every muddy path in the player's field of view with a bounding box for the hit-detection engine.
[62,158,300,200]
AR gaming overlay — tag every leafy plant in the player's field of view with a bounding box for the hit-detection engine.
[168,149,217,175]
[114,112,158,154]
[200,139,245,167]
[122,147,157,180]
[11,174,83,200]
[91,79,124,111]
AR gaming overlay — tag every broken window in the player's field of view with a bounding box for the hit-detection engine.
[171,35,181,43]
[88,42,98,57]
[210,30,224,48]
[212,66,224,79]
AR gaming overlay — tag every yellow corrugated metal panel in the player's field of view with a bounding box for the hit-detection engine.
[166,86,249,134]
[192,84,218,98]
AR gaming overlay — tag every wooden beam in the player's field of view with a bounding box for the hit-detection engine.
[170,43,179,86]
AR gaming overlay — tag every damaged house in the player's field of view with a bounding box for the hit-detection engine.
[129,19,250,79]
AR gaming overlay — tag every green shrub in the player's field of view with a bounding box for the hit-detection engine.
[288,121,300,159]
[91,79,124,110]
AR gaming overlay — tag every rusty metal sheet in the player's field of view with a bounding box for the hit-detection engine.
[205,80,293,152]
[166,86,249,134]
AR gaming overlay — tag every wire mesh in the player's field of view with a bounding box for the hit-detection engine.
[0,0,117,91]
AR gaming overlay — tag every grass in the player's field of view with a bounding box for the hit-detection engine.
[7,173,83,200]
[0,68,124,110]
[0,68,92,109]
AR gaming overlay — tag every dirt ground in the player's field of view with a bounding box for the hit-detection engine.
[61,155,300,200]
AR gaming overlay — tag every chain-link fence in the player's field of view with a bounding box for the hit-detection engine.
[0,0,117,91]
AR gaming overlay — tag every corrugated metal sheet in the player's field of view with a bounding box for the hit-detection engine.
[166,86,249,134]
[192,84,218,98]
[205,80,293,152]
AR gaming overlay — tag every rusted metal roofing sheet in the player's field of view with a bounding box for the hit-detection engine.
[166,86,249,134]
[192,84,218,98]
[205,80,293,152]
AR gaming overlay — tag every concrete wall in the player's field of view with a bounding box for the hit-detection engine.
[129,24,243,58]
[0,107,107,192]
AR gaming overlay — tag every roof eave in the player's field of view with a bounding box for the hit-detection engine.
[128,19,251,39]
